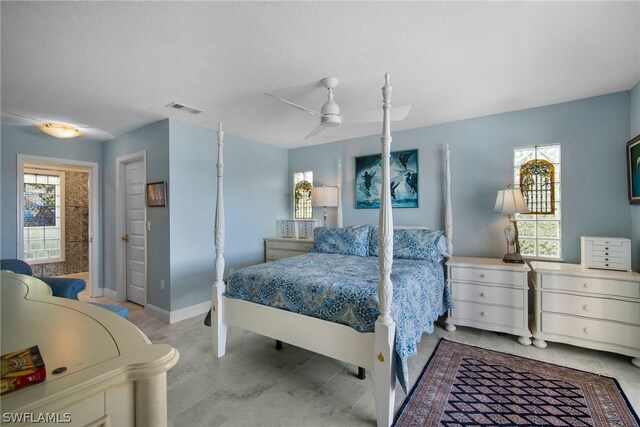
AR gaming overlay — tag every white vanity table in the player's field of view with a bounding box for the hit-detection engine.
[0,272,179,426]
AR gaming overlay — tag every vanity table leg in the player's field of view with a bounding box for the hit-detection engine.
[135,373,168,427]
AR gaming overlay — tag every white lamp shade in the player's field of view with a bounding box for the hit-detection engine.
[494,187,529,214]
[312,186,339,207]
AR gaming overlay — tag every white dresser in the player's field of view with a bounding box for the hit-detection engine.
[1,272,180,426]
[446,257,532,345]
[530,261,640,368]
[264,236,314,262]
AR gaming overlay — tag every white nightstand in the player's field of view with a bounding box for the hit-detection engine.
[264,236,314,262]
[446,256,532,345]
[530,261,640,368]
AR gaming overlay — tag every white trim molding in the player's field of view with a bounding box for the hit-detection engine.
[16,154,100,297]
[103,288,118,301]
[115,151,147,304]
[145,301,211,324]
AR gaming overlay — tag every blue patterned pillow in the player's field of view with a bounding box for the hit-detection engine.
[313,225,371,257]
[369,227,448,262]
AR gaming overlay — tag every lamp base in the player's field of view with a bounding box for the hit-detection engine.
[503,253,525,264]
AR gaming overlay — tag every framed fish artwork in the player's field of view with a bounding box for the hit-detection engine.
[355,149,418,209]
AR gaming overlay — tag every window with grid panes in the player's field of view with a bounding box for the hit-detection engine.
[23,170,65,263]
[514,145,561,260]
[293,171,313,219]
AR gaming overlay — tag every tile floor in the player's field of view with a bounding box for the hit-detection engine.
[74,275,640,426]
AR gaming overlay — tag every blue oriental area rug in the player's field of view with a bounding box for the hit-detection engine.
[394,339,639,426]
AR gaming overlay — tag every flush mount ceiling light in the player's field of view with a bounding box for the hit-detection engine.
[36,122,83,138]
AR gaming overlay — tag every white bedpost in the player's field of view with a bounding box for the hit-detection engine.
[212,122,228,357]
[336,158,343,228]
[445,144,453,256]
[374,73,397,427]
[444,143,456,332]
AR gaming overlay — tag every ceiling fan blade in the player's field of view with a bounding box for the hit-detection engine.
[265,93,324,117]
[343,105,411,123]
[304,122,328,139]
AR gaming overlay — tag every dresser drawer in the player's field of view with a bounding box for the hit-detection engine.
[539,274,640,299]
[451,301,525,329]
[591,239,625,248]
[541,293,640,324]
[266,249,309,261]
[591,254,624,263]
[266,240,313,251]
[589,260,628,270]
[450,267,525,287]
[57,392,106,427]
[451,282,524,309]
[540,312,640,349]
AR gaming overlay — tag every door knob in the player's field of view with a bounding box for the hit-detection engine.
[122,234,129,242]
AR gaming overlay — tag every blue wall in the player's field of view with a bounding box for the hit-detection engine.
[630,82,640,271]
[102,120,171,309]
[168,120,289,311]
[0,125,104,282]
[290,92,632,265]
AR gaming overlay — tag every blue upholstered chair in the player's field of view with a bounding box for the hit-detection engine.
[1,259,85,300]
[0,259,128,319]
[91,302,129,320]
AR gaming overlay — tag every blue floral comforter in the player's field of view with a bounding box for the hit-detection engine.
[225,252,453,392]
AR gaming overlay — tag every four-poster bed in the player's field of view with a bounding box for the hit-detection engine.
[211,74,453,426]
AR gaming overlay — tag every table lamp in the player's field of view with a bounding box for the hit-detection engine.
[494,185,529,263]
[312,186,339,227]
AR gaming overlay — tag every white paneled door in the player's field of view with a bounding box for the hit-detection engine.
[125,160,146,305]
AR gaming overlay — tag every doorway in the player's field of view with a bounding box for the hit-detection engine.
[16,155,100,296]
[116,152,147,306]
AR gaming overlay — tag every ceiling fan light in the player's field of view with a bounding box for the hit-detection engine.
[37,122,83,138]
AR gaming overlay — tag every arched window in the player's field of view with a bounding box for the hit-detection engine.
[520,159,555,214]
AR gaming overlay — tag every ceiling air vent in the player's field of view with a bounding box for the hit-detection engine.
[166,102,204,115]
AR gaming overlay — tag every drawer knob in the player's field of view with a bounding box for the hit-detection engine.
[583,327,590,334]
[479,274,485,278]
[480,311,485,317]
[605,247,609,250]
[583,304,590,311]
[605,264,609,267]
[583,283,590,289]
[605,258,609,261]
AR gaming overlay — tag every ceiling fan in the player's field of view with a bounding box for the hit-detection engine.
[265,77,411,139]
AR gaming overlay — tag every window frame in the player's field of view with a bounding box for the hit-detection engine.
[514,144,562,261]
[293,171,313,219]
[21,169,66,264]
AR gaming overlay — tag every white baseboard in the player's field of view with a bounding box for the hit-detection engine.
[145,301,211,324]
[145,304,170,323]
[102,288,118,300]
[169,300,211,324]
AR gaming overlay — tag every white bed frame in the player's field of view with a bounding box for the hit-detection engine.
[211,74,453,427]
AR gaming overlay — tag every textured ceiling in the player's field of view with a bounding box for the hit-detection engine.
[2,1,639,149]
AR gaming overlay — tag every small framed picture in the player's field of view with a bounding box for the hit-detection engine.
[627,135,640,205]
[147,181,167,207]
